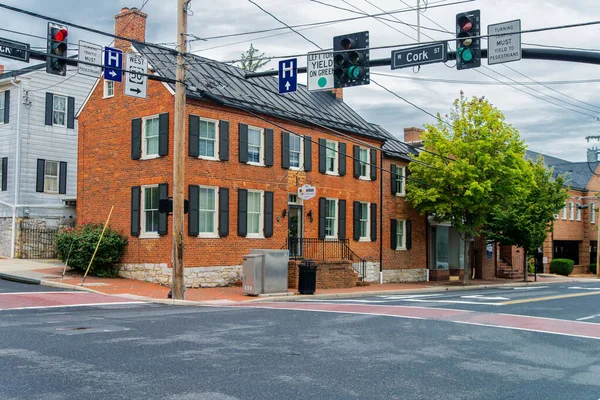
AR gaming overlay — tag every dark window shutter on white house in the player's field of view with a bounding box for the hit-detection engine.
[238,123,248,163]
[131,118,141,160]
[265,128,274,167]
[390,219,397,249]
[219,187,229,237]
[339,143,346,176]
[36,159,45,192]
[370,149,377,181]
[406,220,412,250]
[264,191,274,237]
[318,139,326,173]
[353,201,360,241]
[1,157,7,191]
[188,185,200,236]
[353,145,360,178]
[59,161,67,194]
[318,197,326,239]
[304,135,312,171]
[219,121,229,161]
[158,183,168,235]
[4,91,9,124]
[338,199,346,240]
[67,97,75,129]
[370,203,377,241]
[131,186,141,236]
[281,131,290,169]
[188,115,199,157]
[45,93,53,126]
[390,165,398,195]
[238,188,248,237]
[158,113,169,156]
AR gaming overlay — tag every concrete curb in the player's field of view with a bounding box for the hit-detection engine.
[0,272,41,285]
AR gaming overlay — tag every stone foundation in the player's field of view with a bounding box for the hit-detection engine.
[118,263,242,288]
[0,217,13,258]
[288,260,359,289]
[382,268,427,283]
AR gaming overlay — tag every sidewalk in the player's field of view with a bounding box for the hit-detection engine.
[0,258,597,305]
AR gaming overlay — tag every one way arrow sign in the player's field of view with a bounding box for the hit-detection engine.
[278,58,297,94]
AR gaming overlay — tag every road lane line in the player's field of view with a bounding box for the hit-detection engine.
[577,314,600,321]
[513,286,549,290]
[0,301,145,311]
[0,291,82,295]
[500,291,600,305]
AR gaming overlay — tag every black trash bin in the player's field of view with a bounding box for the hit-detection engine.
[298,260,317,295]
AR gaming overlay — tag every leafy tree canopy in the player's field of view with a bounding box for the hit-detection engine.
[238,43,269,72]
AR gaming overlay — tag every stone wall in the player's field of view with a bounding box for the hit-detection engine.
[382,268,426,283]
[118,263,242,288]
[0,217,13,258]
[288,260,359,289]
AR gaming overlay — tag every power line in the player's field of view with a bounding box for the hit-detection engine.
[371,72,600,86]
[523,42,600,52]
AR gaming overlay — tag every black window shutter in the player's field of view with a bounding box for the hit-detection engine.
[131,186,141,237]
[339,142,346,176]
[238,123,248,163]
[188,115,199,157]
[304,135,312,171]
[318,197,326,239]
[281,131,290,169]
[158,183,168,235]
[67,96,75,129]
[188,185,200,236]
[4,90,9,124]
[45,93,53,126]
[370,149,377,181]
[264,191,274,237]
[390,219,397,249]
[370,203,377,242]
[391,165,398,195]
[318,138,326,173]
[131,118,141,160]
[353,201,360,241]
[265,128,274,167]
[36,159,45,193]
[238,189,248,236]
[405,167,410,194]
[353,145,360,178]
[158,113,169,156]
[219,120,230,161]
[58,161,67,194]
[219,188,229,237]
[1,157,7,191]
[338,199,346,240]
[406,220,412,250]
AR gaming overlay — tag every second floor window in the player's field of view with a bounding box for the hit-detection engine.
[592,203,596,224]
[44,160,59,193]
[326,140,338,174]
[359,148,369,178]
[143,116,159,158]
[199,119,218,159]
[248,127,263,164]
[289,134,302,169]
[103,80,114,98]
[0,92,5,122]
[53,95,66,126]
[569,201,575,220]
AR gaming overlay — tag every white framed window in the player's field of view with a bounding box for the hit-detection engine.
[562,204,567,220]
[289,133,303,169]
[103,80,114,98]
[396,219,406,250]
[359,148,370,179]
[53,95,67,126]
[0,92,5,122]
[247,126,264,165]
[359,202,370,240]
[325,140,338,174]
[141,185,159,238]
[288,193,303,205]
[247,190,264,238]
[395,166,406,196]
[142,116,160,159]
[325,198,338,238]
[569,201,575,220]
[198,186,218,237]
[592,203,596,224]
[199,118,219,160]
[44,160,59,193]
[576,203,582,221]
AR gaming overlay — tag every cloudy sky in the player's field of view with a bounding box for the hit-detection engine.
[2,0,599,161]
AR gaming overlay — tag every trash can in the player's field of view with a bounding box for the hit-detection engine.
[298,260,317,295]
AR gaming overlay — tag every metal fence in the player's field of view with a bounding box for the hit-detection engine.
[20,224,59,259]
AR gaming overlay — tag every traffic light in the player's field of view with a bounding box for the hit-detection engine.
[455,10,481,70]
[333,31,370,88]
[47,22,68,76]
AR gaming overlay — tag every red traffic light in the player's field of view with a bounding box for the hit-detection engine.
[457,16,473,31]
[340,37,356,50]
[53,29,68,42]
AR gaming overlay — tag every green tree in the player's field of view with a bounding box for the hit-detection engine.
[406,93,530,284]
[238,43,268,72]
[485,157,568,279]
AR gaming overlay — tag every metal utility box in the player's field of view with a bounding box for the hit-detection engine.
[250,249,289,294]
[242,254,264,295]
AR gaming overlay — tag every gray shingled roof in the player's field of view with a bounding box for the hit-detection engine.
[526,150,598,191]
[135,44,388,141]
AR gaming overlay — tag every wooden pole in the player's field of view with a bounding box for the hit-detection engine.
[82,206,114,285]
[60,240,75,283]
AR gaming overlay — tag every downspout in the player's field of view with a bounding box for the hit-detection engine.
[9,78,22,259]
[379,150,383,284]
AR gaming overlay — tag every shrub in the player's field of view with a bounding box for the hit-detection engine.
[550,258,574,276]
[590,264,597,274]
[54,222,128,277]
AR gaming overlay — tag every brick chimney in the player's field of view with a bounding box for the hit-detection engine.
[114,7,147,51]
[331,88,343,100]
[404,127,424,144]
[0,65,4,74]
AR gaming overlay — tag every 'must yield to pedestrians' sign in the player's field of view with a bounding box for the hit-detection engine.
[124,52,148,99]
[278,58,297,94]
[103,46,123,82]
[391,42,447,70]
[307,51,334,91]
[487,20,522,65]
[77,41,102,78]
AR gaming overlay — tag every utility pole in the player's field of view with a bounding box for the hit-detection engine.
[172,0,188,299]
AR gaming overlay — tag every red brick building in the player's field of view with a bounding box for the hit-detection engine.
[77,7,428,287]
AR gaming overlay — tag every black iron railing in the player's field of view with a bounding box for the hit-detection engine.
[20,225,59,259]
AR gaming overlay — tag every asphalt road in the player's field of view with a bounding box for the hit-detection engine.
[1,279,599,400]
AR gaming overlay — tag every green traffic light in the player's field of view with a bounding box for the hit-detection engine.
[459,48,473,62]
[348,66,363,79]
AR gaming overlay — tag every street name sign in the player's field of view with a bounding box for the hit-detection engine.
[278,58,297,94]
[124,52,148,99]
[487,20,522,65]
[0,38,29,63]
[103,46,123,82]
[307,51,334,91]
[78,41,102,77]
[298,184,316,200]
[391,42,447,70]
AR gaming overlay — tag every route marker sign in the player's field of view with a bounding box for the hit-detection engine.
[391,42,447,70]
[307,51,334,91]
[77,41,102,77]
[487,20,522,65]
[278,58,297,94]
[124,52,148,99]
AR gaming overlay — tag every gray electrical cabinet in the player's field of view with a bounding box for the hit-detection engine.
[242,249,290,296]
[242,254,264,295]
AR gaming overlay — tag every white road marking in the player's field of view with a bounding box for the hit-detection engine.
[378,294,445,299]
[577,314,600,321]
[0,291,83,295]
[461,295,510,300]
[0,301,145,311]
[568,287,600,291]
[512,286,549,290]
